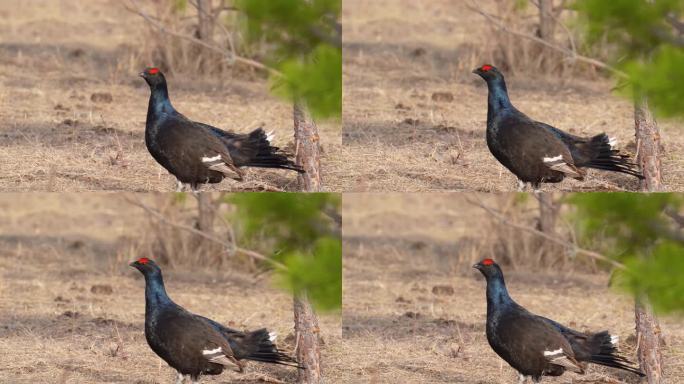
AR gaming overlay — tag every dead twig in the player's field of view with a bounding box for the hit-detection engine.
[466,2,628,78]
[187,0,238,62]
[125,0,281,76]
[125,195,286,270]
[465,196,627,271]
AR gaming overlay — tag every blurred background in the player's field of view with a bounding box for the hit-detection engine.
[342,192,684,383]
[0,193,341,383]
[0,0,341,192]
[341,0,683,192]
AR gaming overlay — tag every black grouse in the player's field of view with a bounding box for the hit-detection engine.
[473,258,644,383]
[472,64,643,191]
[130,257,300,383]
[140,67,303,192]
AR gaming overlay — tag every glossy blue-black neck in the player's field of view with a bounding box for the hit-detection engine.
[147,81,175,120]
[485,268,514,313]
[143,269,173,312]
[486,76,513,121]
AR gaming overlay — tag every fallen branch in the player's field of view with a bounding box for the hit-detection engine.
[466,196,627,270]
[125,0,282,77]
[125,195,287,270]
[466,2,628,78]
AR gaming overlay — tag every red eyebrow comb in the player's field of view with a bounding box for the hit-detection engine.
[148,68,159,75]
[481,65,493,72]
[482,258,494,266]
[138,257,150,264]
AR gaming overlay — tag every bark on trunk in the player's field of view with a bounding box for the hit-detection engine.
[636,299,663,384]
[635,99,663,192]
[195,193,221,264]
[537,192,560,265]
[197,0,214,42]
[539,0,555,42]
[197,193,215,233]
[294,293,321,384]
[538,193,557,235]
[294,103,322,192]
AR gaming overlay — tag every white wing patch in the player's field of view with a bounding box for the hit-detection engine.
[269,331,278,342]
[544,347,583,373]
[266,130,275,143]
[201,155,221,163]
[201,154,234,175]
[202,346,240,368]
[542,155,563,164]
[543,348,564,358]
[203,347,223,356]
[543,154,582,177]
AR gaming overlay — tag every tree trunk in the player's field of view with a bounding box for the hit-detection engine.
[636,299,663,384]
[197,0,214,42]
[294,293,321,384]
[539,0,555,42]
[292,101,323,383]
[536,192,560,265]
[197,193,215,233]
[294,103,322,192]
[635,99,663,192]
[538,193,557,235]
[195,193,221,264]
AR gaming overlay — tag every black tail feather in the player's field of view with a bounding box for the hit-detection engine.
[240,128,304,173]
[239,329,304,369]
[589,354,645,376]
[210,126,304,173]
[580,133,644,179]
[586,331,644,377]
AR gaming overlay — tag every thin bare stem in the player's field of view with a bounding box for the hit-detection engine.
[466,2,628,78]
[466,196,627,271]
[125,195,287,270]
[125,0,281,76]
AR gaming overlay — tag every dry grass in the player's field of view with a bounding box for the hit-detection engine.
[0,0,340,192]
[0,194,341,383]
[340,194,684,383]
[340,0,684,192]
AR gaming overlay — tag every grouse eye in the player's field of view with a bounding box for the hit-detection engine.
[481,65,493,72]
[138,257,150,265]
[482,258,495,266]
[148,68,159,75]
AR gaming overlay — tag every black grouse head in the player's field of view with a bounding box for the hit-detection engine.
[139,67,166,88]
[473,258,505,280]
[130,257,162,277]
[472,64,503,82]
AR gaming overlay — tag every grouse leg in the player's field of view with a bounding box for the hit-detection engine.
[531,182,541,194]
[190,182,201,195]
[174,372,185,384]
[517,180,527,192]
[176,180,186,193]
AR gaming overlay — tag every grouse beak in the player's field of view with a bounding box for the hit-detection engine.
[138,71,145,78]
[472,263,482,270]
[129,261,138,268]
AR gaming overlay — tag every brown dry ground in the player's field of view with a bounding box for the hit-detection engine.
[0,194,342,383]
[341,0,683,192]
[0,0,340,192]
[341,194,684,383]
